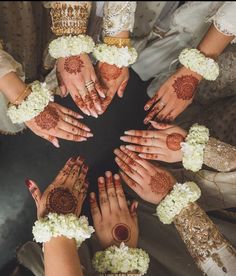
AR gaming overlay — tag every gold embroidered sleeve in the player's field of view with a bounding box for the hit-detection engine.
[174,202,236,275]
[204,137,236,172]
[48,1,92,36]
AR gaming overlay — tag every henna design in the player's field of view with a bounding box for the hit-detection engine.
[100,197,108,204]
[150,172,172,195]
[64,56,84,74]
[90,90,100,104]
[47,187,77,214]
[74,95,85,108]
[102,96,112,111]
[84,94,94,109]
[172,75,199,100]
[112,223,131,242]
[166,133,184,151]
[35,105,59,130]
[100,63,122,81]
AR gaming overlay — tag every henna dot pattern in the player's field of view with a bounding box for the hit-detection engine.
[166,133,184,151]
[64,56,84,74]
[100,63,122,81]
[35,105,59,130]
[172,75,199,100]
[47,187,77,214]
[112,223,131,242]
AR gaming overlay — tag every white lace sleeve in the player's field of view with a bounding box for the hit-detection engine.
[103,1,137,36]
[209,2,236,43]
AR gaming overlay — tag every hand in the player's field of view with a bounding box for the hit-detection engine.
[56,54,106,117]
[144,66,202,124]
[90,171,138,249]
[96,62,129,113]
[26,156,89,218]
[120,121,187,162]
[25,102,92,147]
[114,146,176,204]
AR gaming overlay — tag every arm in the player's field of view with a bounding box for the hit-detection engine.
[174,202,236,275]
[44,237,83,276]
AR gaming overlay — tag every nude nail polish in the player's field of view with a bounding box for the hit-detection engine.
[25,179,33,188]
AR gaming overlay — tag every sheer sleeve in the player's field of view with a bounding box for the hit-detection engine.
[44,1,92,36]
[174,202,236,275]
[103,1,137,36]
[203,137,236,172]
[208,2,236,43]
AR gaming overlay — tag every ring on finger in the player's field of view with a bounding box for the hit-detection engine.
[85,80,94,88]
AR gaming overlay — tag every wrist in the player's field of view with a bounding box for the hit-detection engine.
[44,236,76,249]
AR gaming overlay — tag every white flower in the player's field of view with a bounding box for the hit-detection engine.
[7,81,54,124]
[49,35,95,59]
[92,242,150,275]
[93,44,138,68]
[156,182,201,224]
[179,48,219,81]
[181,124,209,172]
[33,213,94,248]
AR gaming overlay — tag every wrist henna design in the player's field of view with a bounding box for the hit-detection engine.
[47,187,77,214]
[35,105,59,130]
[64,56,84,74]
[100,63,122,81]
[150,172,173,196]
[112,223,131,242]
[166,133,184,151]
[172,75,199,100]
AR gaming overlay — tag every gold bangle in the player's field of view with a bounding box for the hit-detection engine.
[11,86,31,106]
[103,37,131,48]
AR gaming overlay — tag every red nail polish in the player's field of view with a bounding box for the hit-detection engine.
[25,179,33,188]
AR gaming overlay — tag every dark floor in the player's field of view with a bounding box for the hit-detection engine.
[0,70,150,272]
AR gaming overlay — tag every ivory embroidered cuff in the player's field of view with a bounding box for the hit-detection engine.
[7,81,54,124]
[33,213,94,248]
[49,35,95,59]
[93,43,138,68]
[179,48,219,80]
[92,242,150,275]
[181,124,210,172]
[156,182,201,224]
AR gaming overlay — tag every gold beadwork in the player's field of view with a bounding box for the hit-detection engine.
[11,86,31,106]
[50,2,92,36]
[103,36,131,48]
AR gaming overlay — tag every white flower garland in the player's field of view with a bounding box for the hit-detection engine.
[93,44,138,68]
[181,124,209,172]
[156,182,201,224]
[32,213,94,248]
[49,35,95,59]
[92,242,150,275]
[179,48,219,81]
[7,81,54,124]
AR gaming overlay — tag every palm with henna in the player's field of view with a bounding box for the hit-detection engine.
[90,171,138,249]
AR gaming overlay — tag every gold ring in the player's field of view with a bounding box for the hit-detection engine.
[85,80,94,87]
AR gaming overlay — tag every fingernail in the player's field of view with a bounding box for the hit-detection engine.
[135,201,139,209]
[138,154,143,158]
[120,145,125,150]
[125,145,133,150]
[81,138,87,142]
[114,149,119,154]
[124,130,130,135]
[90,193,95,199]
[120,136,126,141]
[25,179,33,188]
[84,126,91,132]
[52,140,60,148]
[87,133,93,137]
[114,174,120,180]
[144,105,149,111]
[71,156,77,161]
[78,114,83,119]
[105,171,112,177]
[144,119,149,125]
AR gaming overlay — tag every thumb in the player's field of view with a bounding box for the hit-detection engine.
[150,120,173,130]
[117,80,128,98]
[40,134,60,148]
[25,179,42,208]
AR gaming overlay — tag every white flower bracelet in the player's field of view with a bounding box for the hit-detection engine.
[32,213,95,248]
[179,48,219,81]
[92,242,150,275]
[49,35,95,59]
[93,43,138,68]
[156,182,201,224]
[181,124,209,172]
[7,81,54,124]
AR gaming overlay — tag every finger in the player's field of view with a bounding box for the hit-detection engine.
[129,201,138,225]
[90,192,102,224]
[59,85,67,97]
[78,179,89,205]
[53,128,88,142]
[57,118,92,138]
[125,145,163,154]
[39,133,60,148]
[120,135,159,147]
[25,179,42,208]
[68,84,91,116]
[87,84,103,114]
[98,177,110,216]
[144,101,166,125]
[105,171,119,210]
[144,94,159,111]
[156,103,174,122]
[117,80,128,98]
[53,157,77,185]
[56,103,83,119]
[113,174,128,211]
[60,111,91,132]
[82,79,98,118]
[64,158,81,187]
[119,171,143,196]
[94,80,106,98]
[149,121,174,130]
[123,129,160,138]
[75,163,88,191]
[138,153,160,160]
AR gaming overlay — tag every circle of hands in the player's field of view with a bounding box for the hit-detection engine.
[26,55,201,250]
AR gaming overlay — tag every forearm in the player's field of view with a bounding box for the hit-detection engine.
[174,202,236,275]
[197,24,234,59]
[44,237,83,276]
